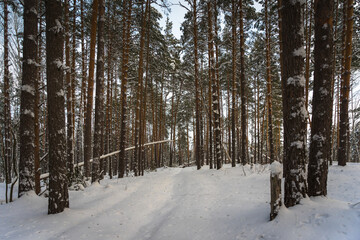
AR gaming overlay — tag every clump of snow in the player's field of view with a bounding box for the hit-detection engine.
[270,161,282,177]
[291,140,304,149]
[293,47,306,57]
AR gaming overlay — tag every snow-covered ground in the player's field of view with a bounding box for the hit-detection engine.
[1,163,360,240]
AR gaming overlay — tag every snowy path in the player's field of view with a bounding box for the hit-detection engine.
[1,164,360,240]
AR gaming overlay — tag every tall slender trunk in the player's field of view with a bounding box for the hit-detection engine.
[92,0,105,183]
[194,0,201,170]
[265,0,274,163]
[134,0,149,175]
[84,0,99,178]
[338,0,354,166]
[239,0,247,165]
[34,0,42,195]
[19,0,37,197]
[207,19,213,169]
[65,0,74,180]
[118,0,133,177]
[231,0,237,167]
[46,0,69,214]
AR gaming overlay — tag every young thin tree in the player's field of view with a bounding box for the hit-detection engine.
[19,0,37,197]
[46,0,69,214]
[281,0,307,207]
[92,0,106,183]
[308,0,334,197]
[337,0,354,166]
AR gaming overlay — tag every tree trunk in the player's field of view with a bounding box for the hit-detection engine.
[118,0,133,177]
[92,0,105,183]
[65,0,75,182]
[338,0,354,166]
[194,0,201,170]
[84,0,99,178]
[308,0,334,197]
[239,0,247,165]
[19,0,37,197]
[231,0,237,167]
[46,0,69,214]
[281,0,307,207]
[265,0,274,163]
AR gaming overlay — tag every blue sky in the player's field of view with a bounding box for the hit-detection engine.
[155,0,189,39]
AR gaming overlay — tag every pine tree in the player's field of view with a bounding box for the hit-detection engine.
[46,0,69,214]
[308,0,334,197]
[281,0,307,207]
[19,0,37,197]
[92,0,106,183]
[84,0,99,178]
[338,0,354,166]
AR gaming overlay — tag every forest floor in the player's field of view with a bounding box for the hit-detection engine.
[1,163,360,240]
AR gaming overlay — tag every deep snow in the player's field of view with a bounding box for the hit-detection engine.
[1,163,360,240]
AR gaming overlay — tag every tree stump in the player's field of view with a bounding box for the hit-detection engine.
[270,161,282,220]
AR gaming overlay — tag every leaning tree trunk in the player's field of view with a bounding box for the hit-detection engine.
[19,0,37,197]
[46,0,69,214]
[338,0,354,166]
[92,0,105,183]
[281,0,307,208]
[308,0,334,197]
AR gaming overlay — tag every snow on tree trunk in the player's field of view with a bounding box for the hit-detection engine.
[19,0,37,197]
[118,0,133,178]
[308,0,334,197]
[92,0,105,183]
[281,0,307,208]
[270,161,282,220]
[46,0,69,214]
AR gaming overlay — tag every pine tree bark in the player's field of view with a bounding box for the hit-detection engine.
[338,0,354,166]
[118,0,133,178]
[194,0,201,170]
[46,0,69,214]
[308,0,334,197]
[281,0,307,207]
[134,0,149,175]
[84,0,99,178]
[92,0,105,183]
[265,0,274,163]
[65,0,74,181]
[239,0,247,165]
[231,0,237,167]
[34,0,43,195]
[19,0,37,197]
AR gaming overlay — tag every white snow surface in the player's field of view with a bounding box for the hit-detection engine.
[1,163,360,240]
